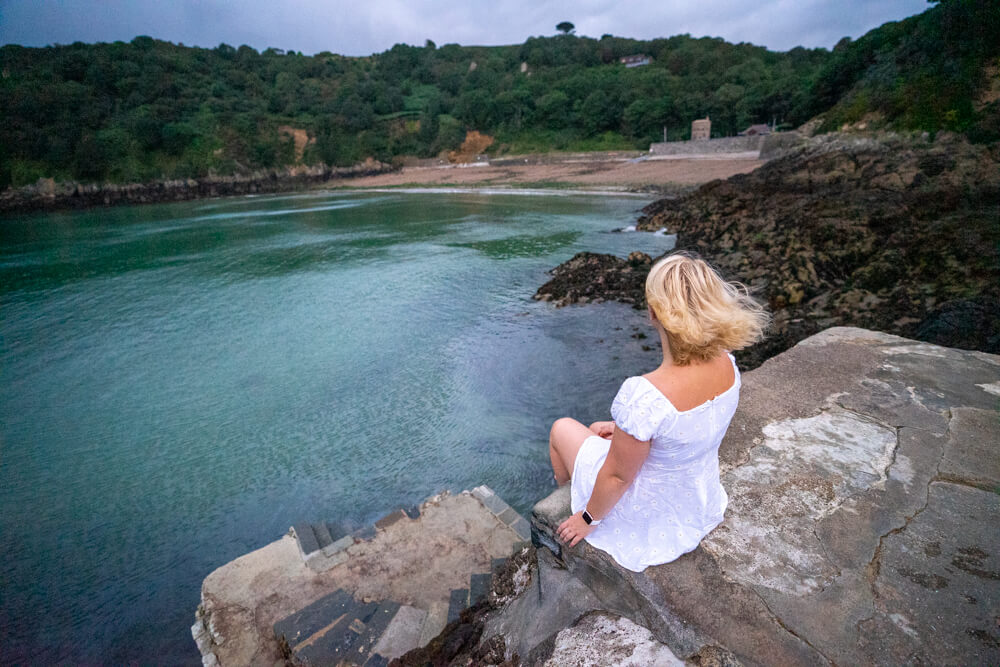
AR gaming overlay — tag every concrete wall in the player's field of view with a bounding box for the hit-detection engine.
[649,135,763,156]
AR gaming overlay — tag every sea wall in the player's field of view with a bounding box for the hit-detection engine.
[649,135,763,156]
[0,160,396,215]
[484,327,1000,665]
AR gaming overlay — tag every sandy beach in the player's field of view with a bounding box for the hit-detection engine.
[333,152,765,192]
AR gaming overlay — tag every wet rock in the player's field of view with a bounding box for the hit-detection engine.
[916,295,1000,352]
[539,132,1000,369]
[534,252,651,309]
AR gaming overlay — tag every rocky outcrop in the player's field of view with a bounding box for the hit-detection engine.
[0,159,395,214]
[491,328,1000,665]
[536,132,1000,368]
[534,251,652,308]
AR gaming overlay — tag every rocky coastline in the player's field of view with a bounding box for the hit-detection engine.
[535,132,1000,369]
[0,159,396,215]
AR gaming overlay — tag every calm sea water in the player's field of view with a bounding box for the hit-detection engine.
[0,190,674,663]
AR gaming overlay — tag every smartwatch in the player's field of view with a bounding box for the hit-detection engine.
[582,509,601,526]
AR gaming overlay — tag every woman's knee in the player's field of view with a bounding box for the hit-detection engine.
[549,417,578,444]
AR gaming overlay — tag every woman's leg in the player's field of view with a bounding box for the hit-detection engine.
[549,417,596,486]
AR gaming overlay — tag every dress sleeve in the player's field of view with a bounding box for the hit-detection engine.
[611,377,671,442]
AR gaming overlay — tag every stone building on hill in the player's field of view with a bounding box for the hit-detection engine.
[691,117,711,140]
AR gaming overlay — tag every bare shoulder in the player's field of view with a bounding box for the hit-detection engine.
[643,353,736,412]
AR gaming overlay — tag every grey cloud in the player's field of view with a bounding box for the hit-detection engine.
[1,0,929,55]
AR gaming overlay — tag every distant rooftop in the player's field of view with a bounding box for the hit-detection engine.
[619,54,651,68]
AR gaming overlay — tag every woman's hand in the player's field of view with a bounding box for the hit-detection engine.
[557,511,594,547]
[588,421,615,439]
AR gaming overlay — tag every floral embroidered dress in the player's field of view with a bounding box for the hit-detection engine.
[570,353,740,572]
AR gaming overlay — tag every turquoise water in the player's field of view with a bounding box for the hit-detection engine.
[0,190,674,663]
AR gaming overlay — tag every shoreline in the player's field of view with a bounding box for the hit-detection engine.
[333,185,660,198]
[0,160,396,217]
[0,152,763,217]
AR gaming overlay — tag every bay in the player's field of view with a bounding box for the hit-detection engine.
[0,189,674,663]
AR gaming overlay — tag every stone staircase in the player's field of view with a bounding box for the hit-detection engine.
[272,556,517,666]
[267,486,529,666]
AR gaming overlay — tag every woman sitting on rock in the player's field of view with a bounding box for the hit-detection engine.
[549,253,768,572]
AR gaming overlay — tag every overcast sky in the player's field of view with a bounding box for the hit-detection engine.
[1,0,930,55]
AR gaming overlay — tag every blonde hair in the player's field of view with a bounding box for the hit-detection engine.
[645,253,769,365]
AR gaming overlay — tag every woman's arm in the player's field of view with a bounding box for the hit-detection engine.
[557,426,651,546]
[588,420,615,438]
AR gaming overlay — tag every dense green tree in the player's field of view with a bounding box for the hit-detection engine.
[1,1,989,188]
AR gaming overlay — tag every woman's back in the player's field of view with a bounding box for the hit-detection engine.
[549,252,768,573]
[569,353,741,571]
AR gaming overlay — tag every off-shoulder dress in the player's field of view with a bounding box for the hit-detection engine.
[569,353,740,572]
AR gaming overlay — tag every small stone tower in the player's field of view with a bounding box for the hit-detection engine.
[691,117,711,140]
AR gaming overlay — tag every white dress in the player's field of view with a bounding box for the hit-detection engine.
[570,353,740,572]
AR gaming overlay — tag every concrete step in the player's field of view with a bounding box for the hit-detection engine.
[292,488,528,568]
[470,572,492,605]
[369,605,427,663]
[273,588,354,650]
[291,522,320,558]
[471,485,531,541]
[274,590,402,666]
[274,589,380,664]
[447,588,469,624]
[292,520,383,572]
[295,600,380,665]
[348,602,400,665]
[313,522,334,550]
[204,487,531,665]
[293,509,420,571]
[417,601,449,647]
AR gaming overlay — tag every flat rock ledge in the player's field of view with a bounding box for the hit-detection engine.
[487,327,999,665]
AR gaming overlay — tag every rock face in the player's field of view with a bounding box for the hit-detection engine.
[517,328,999,666]
[536,132,1000,369]
[0,159,395,214]
[534,251,652,308]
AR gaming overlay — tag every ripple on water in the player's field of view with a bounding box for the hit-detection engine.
[0,191,670,663]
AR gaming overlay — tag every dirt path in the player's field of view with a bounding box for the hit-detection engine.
[334,153,764,192]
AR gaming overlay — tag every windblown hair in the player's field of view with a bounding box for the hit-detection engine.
[645,253,769,365]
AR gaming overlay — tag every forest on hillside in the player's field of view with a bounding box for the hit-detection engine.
[1,0,996,188]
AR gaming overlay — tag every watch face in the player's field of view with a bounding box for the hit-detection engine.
[582,511,593,525]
